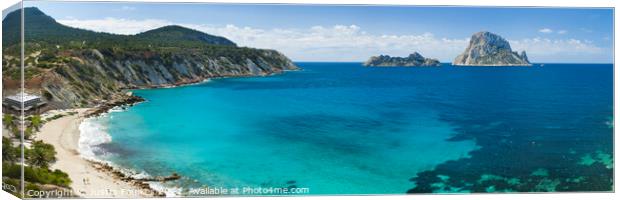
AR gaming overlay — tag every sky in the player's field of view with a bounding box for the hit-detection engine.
[15,1,615,62]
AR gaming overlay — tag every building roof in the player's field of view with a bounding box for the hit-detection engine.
[4,93,40,102]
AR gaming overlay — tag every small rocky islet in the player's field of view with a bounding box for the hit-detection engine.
[363,52,441,67]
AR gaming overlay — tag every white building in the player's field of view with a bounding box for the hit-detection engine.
[3,93,45,111]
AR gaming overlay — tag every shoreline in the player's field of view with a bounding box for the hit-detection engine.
[118,69,295,91]
[37,108,165,198]
[32,69,299,198]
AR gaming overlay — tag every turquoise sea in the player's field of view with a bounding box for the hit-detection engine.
[80,62,613,195]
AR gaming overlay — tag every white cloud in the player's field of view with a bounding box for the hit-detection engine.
[55,18,609,62]
[539,28,553,33]
[179,23,471,62]
[58,18,172,35]
[510,38,602,55]
[120,6,136,11]
[509,38,605,62]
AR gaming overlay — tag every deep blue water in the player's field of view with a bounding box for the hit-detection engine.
[82,62,613,195]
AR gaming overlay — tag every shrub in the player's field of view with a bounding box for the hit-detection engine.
[2,162,71,188]
[2,137,19,162]
[26,140,57,168]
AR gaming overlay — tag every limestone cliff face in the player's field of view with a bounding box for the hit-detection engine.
[363,52,440,67]
[452,31,531,66]
[39,49,297,108]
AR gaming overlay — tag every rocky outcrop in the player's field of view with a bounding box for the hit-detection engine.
[41,48,297,108]
[452,31,531,66]
[85,94,145,117]
[363,52,441,67]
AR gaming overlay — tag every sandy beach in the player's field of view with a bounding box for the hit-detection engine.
[37,108,154,198]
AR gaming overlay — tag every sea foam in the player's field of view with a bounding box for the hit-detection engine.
[78,117,112,160]
[78,110,182,197]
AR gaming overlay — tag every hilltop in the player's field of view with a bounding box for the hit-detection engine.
[2,7,298,108]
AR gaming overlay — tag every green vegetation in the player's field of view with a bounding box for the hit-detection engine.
[3,66,41,80]
[3,114,18,136]
[46,114,66,121]
[3,8,236,54]
[3,114,47,139]
[3,113,16,127]
[3,134,70,196]
[26,140,57,168]
[3,8,295,110]
[27,115,42,131]
[3,114,22,139]
[3,162,71,187]
[2,7,292,82]
[2,177,21,197]
[2,137,19,162]
[24,126,34,140]
[44,112,76,122]
[2,7,293,197]
[2,137,71,196]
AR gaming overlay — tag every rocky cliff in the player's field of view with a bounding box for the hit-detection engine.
[2,8,298,108]
[363,52,440,67]
[37,48,296,108]
[452,31,531,66]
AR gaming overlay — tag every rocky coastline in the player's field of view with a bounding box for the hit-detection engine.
[89,161,181,197]
[2,8,300,109]
[85,94,145,118]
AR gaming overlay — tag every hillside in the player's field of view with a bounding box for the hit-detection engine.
[2,7,298,108]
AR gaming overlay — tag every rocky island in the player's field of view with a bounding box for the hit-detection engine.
[363,52,441,67]
[452,31,531,66]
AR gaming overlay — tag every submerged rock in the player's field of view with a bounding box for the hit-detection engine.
[452,31,531,66]
[363,52,441,67]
